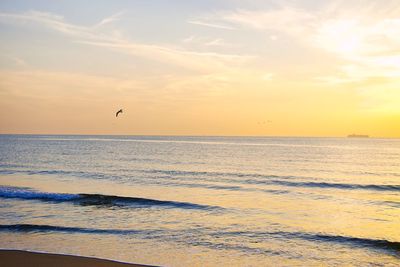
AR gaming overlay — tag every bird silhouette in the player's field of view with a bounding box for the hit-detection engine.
[116,109,123,117]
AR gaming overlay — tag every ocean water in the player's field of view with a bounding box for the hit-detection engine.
[0,135,399,266]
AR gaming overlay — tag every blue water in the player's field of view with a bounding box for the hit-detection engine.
[0,135,399,266]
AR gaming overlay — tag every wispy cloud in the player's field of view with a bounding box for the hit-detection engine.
[0,70,146,99]
[12,57,27,67]
[76,39,252,72]
[2,55,28,67]
[188,19,235,30]
[219,7,315,35]
[313,17,400,81]
[261,73,274,81]
[0,11,93,37]
[182,35,235,48]
[0,10,272,106]
[205,38,231,47]
[94,11,124,28]
[0,10,252,73]
[193,1,400,83]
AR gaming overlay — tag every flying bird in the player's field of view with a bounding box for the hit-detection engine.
[116,109,123,117]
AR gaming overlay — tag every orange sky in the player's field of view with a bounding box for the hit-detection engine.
[0,0,399,137]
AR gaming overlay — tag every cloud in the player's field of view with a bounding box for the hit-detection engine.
[188,19,235,30]
[0,69,166,104]
[205,38,231,47]
[192,2,400,83]
[219,7,316,35]
[0,11,93,37]
[1,55,28,67]
[94,11,124,28]
[182,35,196,43]
[269,35,278,41]
[0,10,251,73]
[12,57,27,67]
[261,73,274,81]
[313,16,400,82]
[76,40,252,73]
[182,35,234,48]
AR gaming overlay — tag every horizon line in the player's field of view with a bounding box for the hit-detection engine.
[0,133,398,139]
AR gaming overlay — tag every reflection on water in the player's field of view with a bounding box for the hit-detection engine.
[0,135,399,266]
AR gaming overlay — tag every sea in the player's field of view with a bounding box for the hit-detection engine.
[0,135,399,266]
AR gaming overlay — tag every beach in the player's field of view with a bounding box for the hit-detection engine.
[1,0,399,265]
[0,250,153,267]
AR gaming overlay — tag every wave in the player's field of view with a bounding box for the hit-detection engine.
[280,232,400,252]
[0,186,216,210]
[244,179,400,192]
[0,167,290,182]
[313,234,400,251]
[0,169,117,181]
[164,179,399,194]
[213,230,400,253]
[1,223,398,253]
[1,168,399,195]
[0,224,143,235]
[144,169,288,180]
[149,169,400,192]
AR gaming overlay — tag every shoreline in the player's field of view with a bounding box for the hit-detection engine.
[0,249,158,267]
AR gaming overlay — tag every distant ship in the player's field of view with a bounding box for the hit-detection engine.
[347,134,369,138]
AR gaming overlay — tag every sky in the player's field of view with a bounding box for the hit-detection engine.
[0,0,399,137]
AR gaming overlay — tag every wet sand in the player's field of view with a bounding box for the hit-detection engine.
[0,250,156,267]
